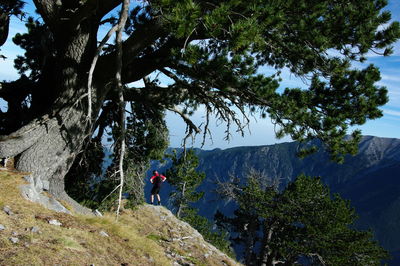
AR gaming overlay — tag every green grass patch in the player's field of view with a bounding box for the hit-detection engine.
[0,173,12,180]
[57,237,84,251]
[82,216,109,225]
[146,233,162,241]
[185,255,205,266]
[146,233,169,242]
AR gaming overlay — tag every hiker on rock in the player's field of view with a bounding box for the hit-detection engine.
[150,170,167,205]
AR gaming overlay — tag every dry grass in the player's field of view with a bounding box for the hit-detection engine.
[0,170,169,265]
[0,170,241,266]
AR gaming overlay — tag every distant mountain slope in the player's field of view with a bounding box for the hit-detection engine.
[197,136,400,190]
[149,136,400,263]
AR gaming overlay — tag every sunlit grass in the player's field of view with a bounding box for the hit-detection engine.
[0,170,240,266]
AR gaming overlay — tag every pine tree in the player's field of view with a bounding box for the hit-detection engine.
[167,149,233,256]
[0,0,399,213]
[166,149,205,218]
[218,171,389,265]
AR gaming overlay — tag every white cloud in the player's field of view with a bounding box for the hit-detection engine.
[381,74,400,83]
[383,109,400,117]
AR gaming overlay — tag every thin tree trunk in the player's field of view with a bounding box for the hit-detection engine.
[244,222,257,266]
[115,0,130,220]
[177,181,186,218]
[116,123,126,219]
[260,224,275,266]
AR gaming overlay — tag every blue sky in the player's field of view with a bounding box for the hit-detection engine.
[0,1,399,149]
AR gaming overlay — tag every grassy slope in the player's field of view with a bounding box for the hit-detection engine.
[0,170,240,266]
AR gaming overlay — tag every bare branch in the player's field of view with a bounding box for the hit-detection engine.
[88,22,119,119]
[182,26,198,54]
[159,68,181,83]
[96,19,165,83]
[201,104,213,148]
[101,183,122,204]
[167,106,201,134]
[308,253,327,266]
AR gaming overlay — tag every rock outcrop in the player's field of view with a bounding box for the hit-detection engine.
[134,204,239,266]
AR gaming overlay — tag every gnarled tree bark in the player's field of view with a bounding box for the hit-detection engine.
[0,12,104,213]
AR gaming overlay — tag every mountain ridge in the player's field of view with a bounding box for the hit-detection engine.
[150,135,400,263]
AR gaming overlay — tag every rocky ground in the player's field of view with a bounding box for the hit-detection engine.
[0,169,240,266]
[132,204,239,266]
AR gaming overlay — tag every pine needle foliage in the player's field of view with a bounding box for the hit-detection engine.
[167,149,205,218]
[217,171,389,265]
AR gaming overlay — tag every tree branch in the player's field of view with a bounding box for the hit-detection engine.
[0,13,10,46]
[68,0,121,28]
[33,0,120,31]
[96,19,165,83]
[308,253,326,266]
[0,115,53,157]
[159,68,182,84]
[87,21,120,119]
[93,103,116,141]
[167,107,201,134]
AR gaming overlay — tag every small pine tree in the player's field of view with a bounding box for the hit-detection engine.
[166,149,205,218]
[218,171,389,265]
[167,149,233,256]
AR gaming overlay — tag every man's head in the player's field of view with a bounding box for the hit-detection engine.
[153,170,158,175]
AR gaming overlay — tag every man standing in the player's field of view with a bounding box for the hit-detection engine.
[150,170,167,205]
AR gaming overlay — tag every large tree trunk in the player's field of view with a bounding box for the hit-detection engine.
[0,96,95,213]
[0,18,102,214]
[16,107,92,214]
[1,1,162,215]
